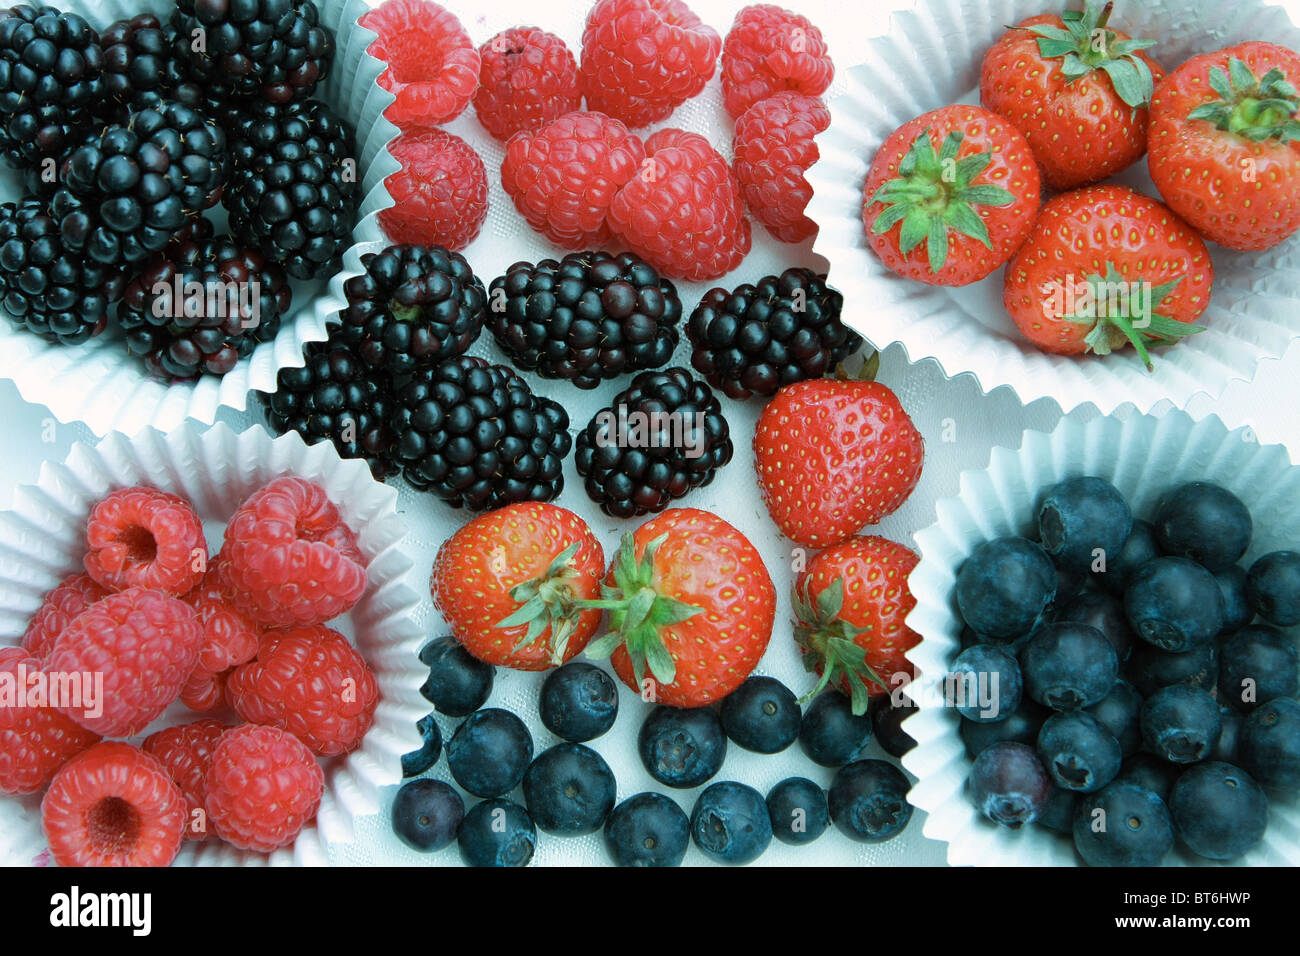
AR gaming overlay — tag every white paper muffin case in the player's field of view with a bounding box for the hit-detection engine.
[0,0,401,438]
[0,423,426,866]
[902,407,1300,866]
[806,0,1300,416]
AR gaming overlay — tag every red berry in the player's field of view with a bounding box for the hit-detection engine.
[733,92,830,243]
[0,647,100,795]
[228,625,379,757]
[41,741,186,867]
[721,4,834,119]
[142,719,228,841]
[378,129,488,251]
[46,588,204,738]
[608,128,751,281]
[180,562,261,713]
[361,0,480,129]
[21,573,109,662]
[580,0,721,128]
[205,725,324,853]
[218,477,367,628]
[83,486,207,595]
[501,110,646,248]
[474,27,581,142]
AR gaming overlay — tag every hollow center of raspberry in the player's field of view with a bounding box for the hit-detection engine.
[386,31,445,84]
[118,525,158,565]
[85,797,142,854]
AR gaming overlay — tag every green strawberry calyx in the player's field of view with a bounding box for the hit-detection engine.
[494,541,590,665]
[1189,57,1300,143]
[793,577,887,717]
[867,129,1015,274]
[577,533,702,688]
[1019,1,1158,109]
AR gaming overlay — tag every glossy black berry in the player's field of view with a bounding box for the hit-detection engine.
[765,777,829,845]
[391,778,463,852]
[719,676,801,754]
[97,14,204,121]
[446,708,533,798]
[638,705,727,790]
[604,792,690,867]
[539,661,618,743]
[522,742,617,835]
[419,636,494,716]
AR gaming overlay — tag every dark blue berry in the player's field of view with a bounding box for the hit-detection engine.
[956,537,1056,641]
[401,713,443,777]
[638,705,727,788]
[458,799,536,867]
[419,636,494,717]
[1124,557,1225,652]
[604,792,690,867]
[446,708,534,797]
[1085,679,1143,757]
[522,743,616,835]
[1213,565,1254,635]
[1095,519,1160,595]
[1245,550,1300,626]
[690,781,773,865]
[765,777,829,845]
[1117,753,1180,803]
[949,644,1022,723]
[1140,685,1222,764]
[969,741,1052,828]
[1213,707,1243,763]
[1037,785,1078,835]
[961,697,1047,756]
[1021,621,1118,711]
[1154,482,1252,572]
[1238,696,1300,790]
[1073,782,1174,867]
[1037,476,1132,575]
[869,693,917,758]
[1218,625,1299,712]
[799,692,873,767]
[539,661,618,742]
[1056,590,1134,664]
[1038,711,1122,793]
[828,759,913,843]
[1170,761,1267,860]
[719,675,801,753]
[391,778,464,852]
[1128,640,1218,697]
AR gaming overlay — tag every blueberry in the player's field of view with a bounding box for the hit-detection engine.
[458,798,536,867]
[1073,782,1174,867]
[955,537,1057,641]
[961,697,1047,756]
[401,713,443,777]
[522,743,617,835]
[969,741,1052,828]
[799,692,873,767]
[1050,564,1089,612]
[391,778,464,852]
[1213,707,1243,763]
[1139,685,1222,764]
[719,676,801,753]
[1095,519,1160,595]
[948,644,1022,723]
[446,708,534,797]
[1055,590,1135,664]
[1085,680,1143,757]
[1128,640,1218,697]
[1037,785,1078,835]
[1124,557,1225,652]
[1170,761,1268,860]
[419,635,494,716]
[869,693,917,758]
[1154,482,1252,572]
[1117,753,1181,803]
[638,705,727,788]
[1213,565,1254,635]
[539,661,619,742]
[1238,696,1300,789]
[1245,550,1300,626]
[828,759,913,843]
[1021,622,1118,711]
[1037,711,1122,793]
[690,781,773,865]
[1217,625,1299,712]
[1037,476,1133,575]
[604,792,690,867]
[765,777,829,845]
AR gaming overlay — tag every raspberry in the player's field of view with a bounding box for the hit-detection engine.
[46,588,203,738]
[378,129,488,251]
[228,625,379,757]
[180,562,261,713]
[83,486,207,595]
[181,669,229,713]
[474,27,581,142]
[720,4,834,119]
[218,477,367,628]
[142,719,228,841]
[732,92,831,243]
[608,129,752,280]
[41,741,186,867]
[362,0,480,129]
[580,0,721,128]
[205,725,324,852]
[0,647,100,795]
[20,573,109,662]
[501,111,646,249]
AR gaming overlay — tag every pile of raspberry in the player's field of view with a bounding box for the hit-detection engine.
[363,0,834,278]
[2,477,380,866]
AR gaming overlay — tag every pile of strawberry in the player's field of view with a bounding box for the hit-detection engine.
[1,477,379,866]
[862,1,1300,370]
[362,0,835,280]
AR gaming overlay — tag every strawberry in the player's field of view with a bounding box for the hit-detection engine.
[431,502,605,671]
[752,357,924,550]
[1148,41,1300,251]
[1003,183,1213,368]
[980,1,1164,190]
[862,104,1041,286]
[793,535,921,715]
[583,508,776,708]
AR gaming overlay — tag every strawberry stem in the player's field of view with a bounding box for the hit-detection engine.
[1020,1,1158,109]
[1189,58,1300,143]
[493,542,588,665]
[792,577,887,716]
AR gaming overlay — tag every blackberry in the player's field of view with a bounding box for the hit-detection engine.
[389,355,570,510]
[260,341,397,479]
[97,15,214,121]
[487,251,682,389]
[52,101,228,267]
[574,367,732,518]
[0,5,104,171]
[0,198,122,345]
[117,234,290,379]
[338,244,487,374]
[224,99,359,281]
[687,268,860,400]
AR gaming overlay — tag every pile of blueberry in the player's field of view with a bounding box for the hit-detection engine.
[391,639,919,866]
[952,476,1300,865]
